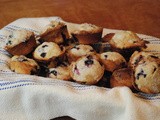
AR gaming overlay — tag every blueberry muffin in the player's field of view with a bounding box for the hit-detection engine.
[70,55,104,85]
[48,66,71,81]
[134,60,160,94]
[10,55,39,75]
[39,21,69,44]
[33,42,64,62]
[99,52,126,72]
[129,51,160,70]
[5,30,36,55]
[110,68,134,90]
[103,31,148,60]
[66,44,96,63]
[71,23,103,44]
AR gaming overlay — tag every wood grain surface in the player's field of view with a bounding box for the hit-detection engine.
[0,0,160,38]
[0,0,160,119]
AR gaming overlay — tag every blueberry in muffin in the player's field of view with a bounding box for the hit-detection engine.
[48,66,71,81]
[69,55,104,84]
[33,42,64,62]
[134,60,160,94]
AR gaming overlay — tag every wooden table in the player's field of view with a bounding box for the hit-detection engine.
[0,0,160,119]
[0,0,160,38]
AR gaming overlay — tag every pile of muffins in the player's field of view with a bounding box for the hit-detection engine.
[4,21,160,94]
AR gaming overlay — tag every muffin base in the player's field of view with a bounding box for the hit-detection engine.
[72,31,102,44]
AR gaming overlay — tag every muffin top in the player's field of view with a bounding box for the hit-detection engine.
[49,66,71,80]
[134,60,160,94]
[99,52,126,72]
[67,44,95,57]
[73,23,102,34]
[100,52,126,63]
[11,55,38,67]
[109,31,145,49]
[129,51,160,70]
[5,30,34,48]
[70,55,104,84]
[33,42,63,61]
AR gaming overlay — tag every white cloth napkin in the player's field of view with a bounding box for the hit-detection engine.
[0,17,160,120]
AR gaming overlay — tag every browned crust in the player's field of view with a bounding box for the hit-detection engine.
[10,61,37,74]
[100,59,126,72]
[110,68,134,89]
[100,59,117,72]
[128,51,140,70]
[67,52,79,63]
[102,33,115,42]
[72,30,102,44]
[5,35,37,55]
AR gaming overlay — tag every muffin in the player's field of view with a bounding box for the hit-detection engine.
[70,55,104,84]
[71,23,103,44]
[10,55,39,75]
[129,51,160,70]
[103,31,148,60]
[5,30,36,55]
[110,68,134,90]
[99,52,127,72]
[33,42,64,62]
[48,66,71,81]
[134,60,160,94]
[66,44,96,63]
[39,21,69,44]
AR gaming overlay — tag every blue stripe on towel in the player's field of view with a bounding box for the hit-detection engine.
[0,83,34,90]
[0,79,35,86]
